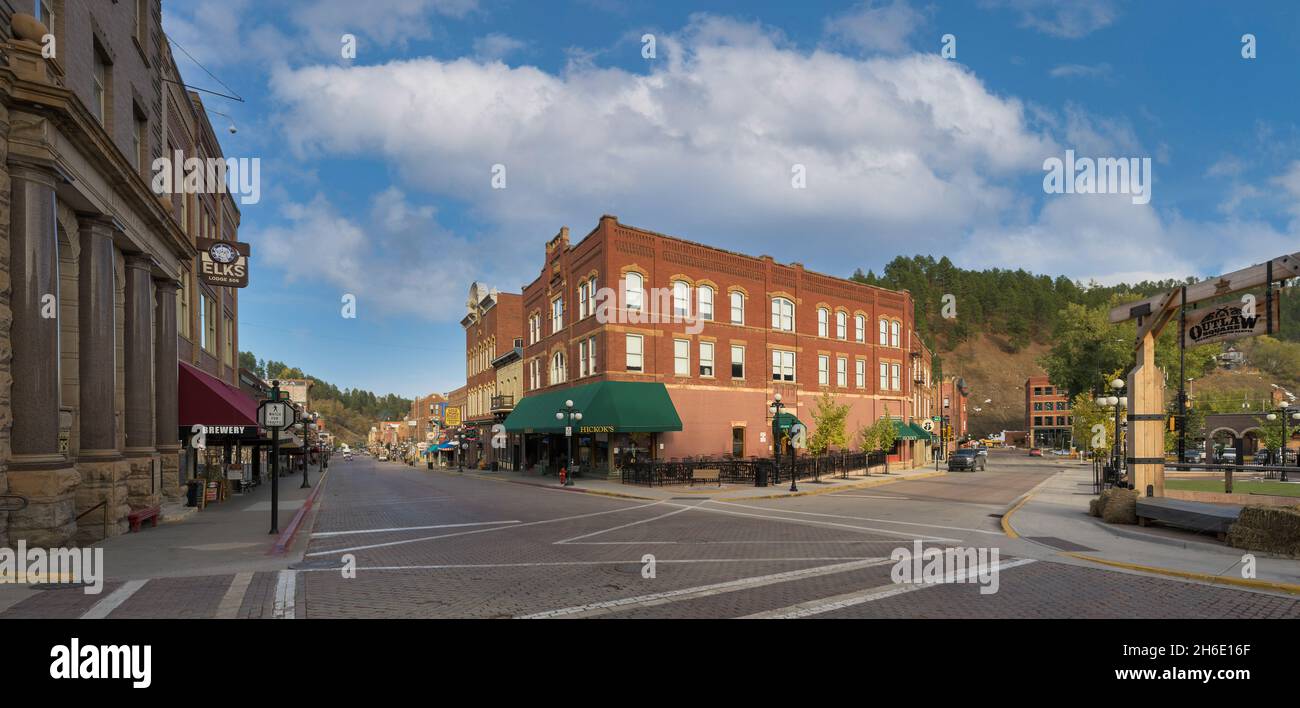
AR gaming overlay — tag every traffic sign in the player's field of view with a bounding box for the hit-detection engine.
[258,400,297,430]
[921,419,935,432]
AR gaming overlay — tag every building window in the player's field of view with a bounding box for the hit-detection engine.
[550,351,566,384]
[673,339,690,376]
[732,427,745,458]
[1044,386,1054,395]
[132,109,147,171]
[818,308,829,337]
[771,297,794,331]
[818,355,829,386]
[223,316,233,366]
[578,280,589,319]
[879,318,888,345]
[855,314,865,343]
[92,48,108,125]
[731,345,744,379]
[203,295,217,354]
[730,291,744,325]
[177,274,190,339]
[837,357,847,387]
[698,286,714,321]
[772,350,795,382]
[879,362,888,391]
[855,359,865,388]
[578,339,588,377]
[586,335,597,375]
[626,334,643,372]
[551,297,564,333]
[672,281,690,318]
[891,363,901,391]
[134,0,147,41]
[1033,402,1042,411]
[38,0,54,31]
[625,273,643,311]
[699,341,714,377]
[529,359,540,390]
[836,311,847,340]
[1033,416,1042,427]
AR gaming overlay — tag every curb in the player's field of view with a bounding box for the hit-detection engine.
[270,469,329,556]
[998,469,1065,539]
[437,468,657,501]
[717,470,946,502]
[1058,551,1300,596]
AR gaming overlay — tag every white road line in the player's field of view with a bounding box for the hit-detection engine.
[743,558,1038,619]
[708,500,1002,536]
[295,557,878,572]
[832,494,911,500]
[312,520,520,537]
[562,539,893,546]
[516,557,894,619]
[273,570,296,619]
[215,572,254,619]
[671,502,963,543]
[81,579,148,619]
[305,500,667,557]
[554,505,694,544]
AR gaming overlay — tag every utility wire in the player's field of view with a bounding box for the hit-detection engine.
[165,34,244,103]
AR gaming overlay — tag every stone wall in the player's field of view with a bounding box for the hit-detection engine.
[0,99,8,549]
[72,459,129,544]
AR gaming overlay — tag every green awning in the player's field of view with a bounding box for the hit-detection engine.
[503,381,682,434]
[908,422,933,442]
[890,419,928,441]
[772,412,805,432]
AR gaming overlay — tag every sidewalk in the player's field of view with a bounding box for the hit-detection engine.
[1005,462,1300,592]
[431,462,945,501]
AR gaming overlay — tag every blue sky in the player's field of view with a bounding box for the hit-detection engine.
[163,0,1300,397]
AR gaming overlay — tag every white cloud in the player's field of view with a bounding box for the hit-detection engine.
[823,0,926,53]
[472,33,527,61]
[980,0,1119,39]
[1048,63,1111,79]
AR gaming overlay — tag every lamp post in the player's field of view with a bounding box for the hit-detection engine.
[1265,406,1300,482]
[556,399,582,486]
[768,393,784,489]
[300,412,315,489]
[1095,378,1126,486]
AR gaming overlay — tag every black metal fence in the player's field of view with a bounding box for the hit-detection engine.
[620,451,889,487]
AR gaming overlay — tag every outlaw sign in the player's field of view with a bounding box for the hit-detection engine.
[1183,295,1280,348]
[196,237,250,288]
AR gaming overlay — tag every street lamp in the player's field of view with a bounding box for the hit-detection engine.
[300,412,316,489]
[556,399,582,486]
[768,393,785,489]
[1264,406,1300,481]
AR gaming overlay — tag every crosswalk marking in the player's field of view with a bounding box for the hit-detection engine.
[81,579,148,619]
[273,570,296,619]
[215,572,255,619]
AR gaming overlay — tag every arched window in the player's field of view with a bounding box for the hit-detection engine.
[890,320,901,347]
[836,311,847,339]
[551,351,567,384]
[879,318,888,345]
[698,285,714,321]
[624,272,643,311]
[855,314,865,342]
[771,297,794,331]
[817,308,829,337]
[672,281,690,318]
[730,291,744,325]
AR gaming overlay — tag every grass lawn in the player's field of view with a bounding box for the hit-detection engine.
[1165,478,1300,498]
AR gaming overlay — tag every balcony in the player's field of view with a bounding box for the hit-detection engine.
[490,395,515,413]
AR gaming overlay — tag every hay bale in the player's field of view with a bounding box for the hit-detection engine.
[1228,505,1300,557]
[1101,488,1138,525]
[1088,497,1102,517]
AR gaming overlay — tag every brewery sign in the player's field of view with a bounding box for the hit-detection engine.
[196,237,251,288]
[1183,295,1280,348]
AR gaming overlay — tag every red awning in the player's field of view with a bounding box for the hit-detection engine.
[178,361,259,427]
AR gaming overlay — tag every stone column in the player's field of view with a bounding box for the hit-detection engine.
[153,276,181,502]
[72,216,130,544]
[123,254,159,513]
[6,161,79,546]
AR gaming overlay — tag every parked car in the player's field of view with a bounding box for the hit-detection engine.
[1216,449,1237,464]
[1028,448,1043,457]
[1254,449,1297,465]
[975,446,989,457]
[948,448,986,472]
[377,452,389,461]
[1181,449,1205,463]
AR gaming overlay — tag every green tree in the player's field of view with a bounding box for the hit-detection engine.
[873,413,898,453]
[807,393,850,455]
[1070,392,1115,457]
[1256,413,1289,453]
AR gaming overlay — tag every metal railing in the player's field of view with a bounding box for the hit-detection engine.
[490,395,515,412]
[1096,459,1297,495]
[620,451,889,487]
[75,499,109,540]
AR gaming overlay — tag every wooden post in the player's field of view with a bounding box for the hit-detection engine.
[1128,329,1165,498]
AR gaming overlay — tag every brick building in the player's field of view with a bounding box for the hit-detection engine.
[1,2,248,546]
[460,282,521,468]
[1025,375,1072,449]
[501,215,935,477]
[938,376,970,455]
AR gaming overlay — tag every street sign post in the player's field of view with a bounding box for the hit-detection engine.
[257,389,298,535]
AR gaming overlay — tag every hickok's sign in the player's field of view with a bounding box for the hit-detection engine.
[196,237,251,288]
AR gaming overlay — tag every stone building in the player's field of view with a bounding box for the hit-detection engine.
[1,2,243,546]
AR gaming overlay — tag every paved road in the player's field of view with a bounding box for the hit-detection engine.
[4,452,1299,618]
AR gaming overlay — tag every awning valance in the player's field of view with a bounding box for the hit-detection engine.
[890,419,931,441]
[504,381,682,434]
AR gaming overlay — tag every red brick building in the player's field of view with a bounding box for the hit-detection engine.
[461,283,523,467]
[504,215,935,475]
[938,376,970,454]
[1025,375,1072,450]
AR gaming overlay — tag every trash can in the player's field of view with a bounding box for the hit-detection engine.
[755,464,768,487]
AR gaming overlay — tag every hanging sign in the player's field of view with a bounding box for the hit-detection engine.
[1183,295,1280,347]
[196,237,251,288]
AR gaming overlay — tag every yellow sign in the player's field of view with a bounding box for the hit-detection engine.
[444,407,462,427]
[579,425,615,433]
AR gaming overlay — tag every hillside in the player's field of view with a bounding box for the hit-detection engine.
[939,334,1051,437]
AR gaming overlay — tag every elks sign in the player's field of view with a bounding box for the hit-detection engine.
[196,237,251,288]
[1182,295,1280,347]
